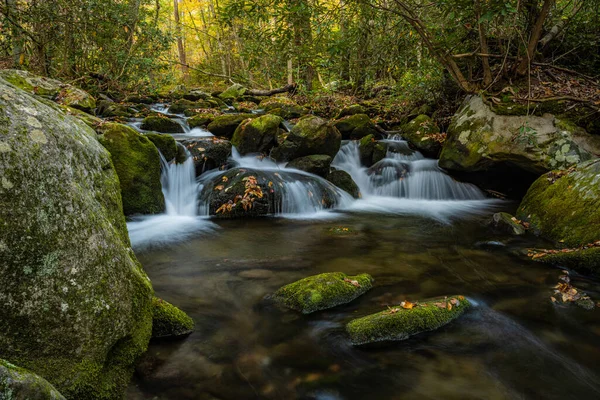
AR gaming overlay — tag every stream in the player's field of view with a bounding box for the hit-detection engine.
[125,106,600,400]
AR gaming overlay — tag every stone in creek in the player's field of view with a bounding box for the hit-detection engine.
[151,297,194,339]
[272,272,374,314]
[488,212,526,236]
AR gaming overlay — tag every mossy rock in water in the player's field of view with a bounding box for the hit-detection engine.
[207,114,257,139]
[287,154,332,177]
[0,69,96,112]
[96,100,135,118]
[231,114,283,155]
[234,101,259,113]
[181,138,232,176]
[335,104,367,119]
[151,298,194,339]
[400,114,442,157]
[488,212,526,236]
[183,89,211,101]
[168,98,214,114]
[439,95,600,175]
[272,115,341,161]
[140,115,184,133]
[97,122,165,215]
[516,159,600,272]
[188,113,216,129]
[258,96,308,119]
[1,359,66,400]
[0,78,154,399]
[358,134,388,167]
[327,170,360,198]
[334,114,380,140]
[219,83,247,102]
[346,296,471,345]
[273,272,374,314]
[144,133,178,162]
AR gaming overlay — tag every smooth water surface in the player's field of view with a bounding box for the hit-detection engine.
[127,210,600,400]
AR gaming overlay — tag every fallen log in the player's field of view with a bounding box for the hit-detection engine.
[245,83,297,96]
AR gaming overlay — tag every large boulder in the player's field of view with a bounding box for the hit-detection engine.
[358,134,388,167]
[218,83,247,102]
[0,78,154,398]
[168,98,217,114]
[334,114,380,140]
[144,133,178,162]
[258,96,308,120]
[96,100,135,118]
[140,115,184,133]
[231,114,283,155]
[181,138,232,176]
[1,360,66,400]
[207,114,256,139]
[346,296,471,345]
[272,115,341,161]
[516,159,600,272]
[273,272,373,314]
[98,123,165,215]
[0,69,96,112]
[188,113,217,129]
[400,114,443,157]
[335,104,367,119]
[286,155,332,177]
[327,170,360,198]
[439,96,600,175]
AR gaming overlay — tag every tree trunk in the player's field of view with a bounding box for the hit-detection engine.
[174,0,189,79]
[245,83,297,96]
[475,0,492,86]
[516,0,555,75]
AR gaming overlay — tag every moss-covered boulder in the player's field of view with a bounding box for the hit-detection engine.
[272,115,341,161]
[183,89,210,101]
[0,78,153,399]
[488,212,526,236]
[140,115,184,133]
[335,104,367,119]
[401,114,442,157]
[144,133,178,162]
[168,98,215,114]
[207,113,257,139]
[439,96,600,175]
[258,96,308,119]
[96,100,135,118]
[151,298,194,339]
[516,159,600,272]
[1,360,66,400]
[358,134,388,167]
[181,138,232,176]
[219,83,247,102]
[273,272,373,314]
[97,123,165,215]
[327,170,360,198]
[346,296,471,345]
[188,113,216,129]
[0,69,96,112]
[123,94,155,104]
[334,114,380,140]
[287,155,332,177]
[234,101,259,113]
[231,114,283,155]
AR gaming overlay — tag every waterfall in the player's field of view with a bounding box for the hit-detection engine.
[332,139,486,200]
[160,147,200,216]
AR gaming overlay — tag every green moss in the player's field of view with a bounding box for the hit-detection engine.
[335,104,367,119]
[98,123,165,215]
[517,159,600,246]
[1,359,66,400]
[188,114,216,129]
[140,115,184,133]
[144,133,178,162]
[533,247,600,275]
[327,170,360,198]
[287,154,332,177]
[273,272,374,314]
[346,296,471,345]
[207,114,257,139]
[151,297,194,338]
[334,114,378,140]
[272,115,341,161]
[231,114,282,155]
[489,212,526,235]
[258,96,308,119]
[219,83,247,101]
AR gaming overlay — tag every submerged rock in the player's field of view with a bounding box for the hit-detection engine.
[272,115,341,161]
[327,170,360,198]
[151,298,194,339]
[488,212,526,236]
[0,360,65,400]
[144,133,178,162]
[517,159,600,272]
[0,78,154,399]
[181,137,232,176]
[400,114,442,157]
[346,296,471,345]
[273,272,373,314]
[439,96,600,175]
[231,114,283,155]
[334,114,380,140]
[207,114,257,139]
[287,154,332,177]
[98,123,165,215]
[0,69,96,112]
[140,115,184,133]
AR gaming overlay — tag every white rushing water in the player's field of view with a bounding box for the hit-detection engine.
[332,137,501,221]
[127,146,216,248]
